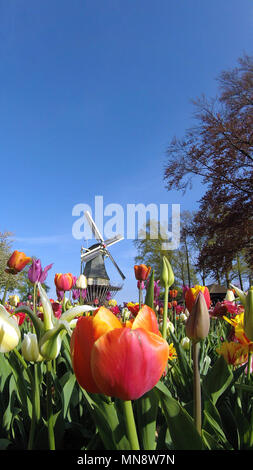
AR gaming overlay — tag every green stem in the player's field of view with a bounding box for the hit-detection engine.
[62,292,66,313]
[122,400,140,450]
[192,341,201,435]
[162,285,169,339]
[46,361,55,450]
[27,364,41,450]
[139,286,143,309]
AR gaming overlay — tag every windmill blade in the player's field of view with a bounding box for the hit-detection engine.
[85,211,104,243]
[81,246,102,262]
[106,250,126,280]
[104,234,124,248]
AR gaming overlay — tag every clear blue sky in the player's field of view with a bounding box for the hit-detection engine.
[1,0,252,302]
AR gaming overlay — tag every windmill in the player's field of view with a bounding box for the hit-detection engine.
[80,211,125,305]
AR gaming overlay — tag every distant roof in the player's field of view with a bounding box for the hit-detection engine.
[207,283,227,294]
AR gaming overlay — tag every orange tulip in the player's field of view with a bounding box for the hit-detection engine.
[134,264,151,281]
[71,305,169,400]
[169,289,178,298]
[5,250,31,275]
[184,285,211,313]
[54,273,74,291]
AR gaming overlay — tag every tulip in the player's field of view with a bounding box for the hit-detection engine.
[137,280,145,290]
[184,285,211,314]
[21,333,43,362]
[126,302,141,317]
[28,258,53,284]
[225,289,235,302]
[185,291,210,342]
[230,283,246,306]
[8,294,20,307]
[161,256,174,288]
[181,337,191,351]
[0,305,21,352]
[5,250,31,275]
[185,291,210,435]
[134,264,151,281]
[71,305,169,400]
[160,257,175,339]
[54,273,74,292]
[216,341,248,367]
[170,289,178,298]
[75,274,87,290]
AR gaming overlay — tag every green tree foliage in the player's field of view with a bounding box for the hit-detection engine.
[134,214,199,288]
[0,232,26,298]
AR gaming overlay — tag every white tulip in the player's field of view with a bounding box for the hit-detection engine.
[75,274,87,289]
[0,305,21,353]
[21,333,43,362]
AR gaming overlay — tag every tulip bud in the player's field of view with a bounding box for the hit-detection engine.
[75,274,87,290]
[185,292,210,342]
[181,337,191,351]
[185,285,211,313]
[244,288,253,342]
[0,305,21,352]
[5,250,31,275]
[230,283,246,306]
[161,256,174,288]
[134,264,151,281]
[39,325,65,360]
[225,289,235,302]
[21,333,43,362]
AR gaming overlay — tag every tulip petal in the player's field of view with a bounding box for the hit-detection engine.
[132,305,160,335]
[91,327,169,400]
[70,316,101,394]
[92,306,122,341]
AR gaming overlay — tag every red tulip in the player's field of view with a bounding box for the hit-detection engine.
[54,273,74,291]
[134,264,151,281]
[71,305,169,400]
[5,250,31,275]
[184,285,211,313]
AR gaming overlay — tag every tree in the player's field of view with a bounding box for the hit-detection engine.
[164,54,253,275]
[0,232,26,299]
[134,214,199,288]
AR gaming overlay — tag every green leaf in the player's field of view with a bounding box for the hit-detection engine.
[59,371,77,419]
[217,399,240,449]
[0,438,11,450]
[155,382,204,450]
[202,356,233,405]
[203,400,228,444]
[136,388,159,450]
[80,389,130,450]
[201,429,225,450]
[145,269,154,309]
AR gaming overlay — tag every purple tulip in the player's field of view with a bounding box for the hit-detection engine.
[154,280,161,299]
[28,258,53,284]
[72,289,80,300]
[106,291,112,301]
[137,281,145,290]
[56,289,64,301]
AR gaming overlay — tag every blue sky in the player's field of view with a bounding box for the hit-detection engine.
[0,0,252,302]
